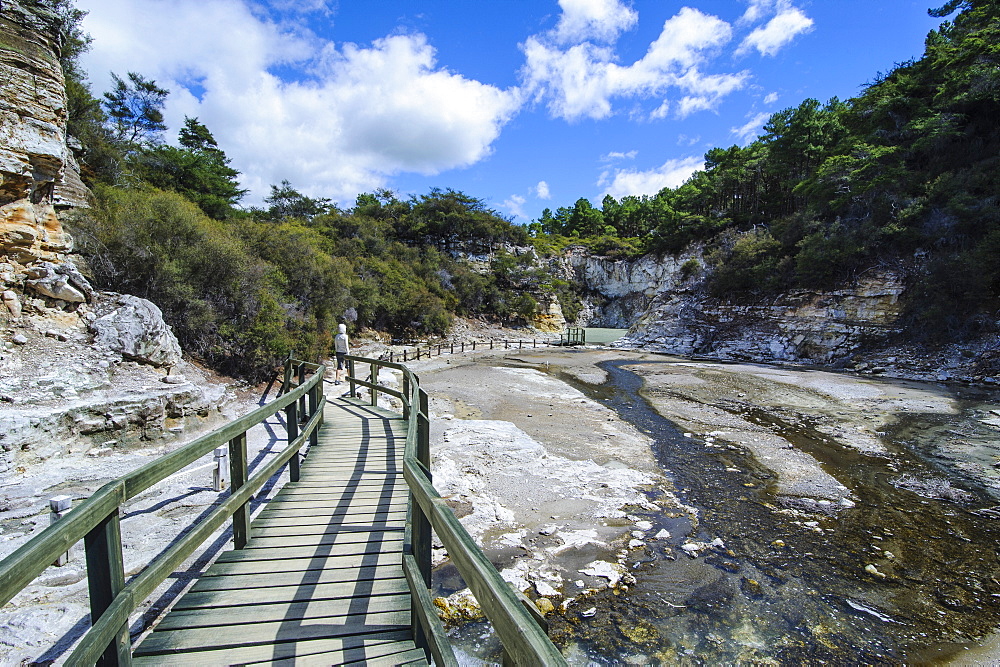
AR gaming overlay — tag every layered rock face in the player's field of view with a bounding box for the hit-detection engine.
[1,1,88,302]
[558,247,907,366]
[559,247,698,328]
[621,274,906,364]
[0,3,229,471]
[0,1,88,226]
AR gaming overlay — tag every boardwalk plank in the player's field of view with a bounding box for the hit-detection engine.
[133,633,418,665]
[135,609,411,654]
[172,578,409,610]
[156,594,413,630]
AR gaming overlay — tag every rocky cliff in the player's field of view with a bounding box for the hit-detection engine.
[556,247,998,382]
[0,2,232,472]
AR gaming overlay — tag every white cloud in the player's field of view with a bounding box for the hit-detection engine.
[731,111,770,144]
[764,91,779,105]
[600,150,637,162]
[77,0,520,205]
[534,181,552,199]
[737,6,814,56]
[601,155,703,199]
[522,6,747,121]
[503,194,528,219]
[553,0,638,44]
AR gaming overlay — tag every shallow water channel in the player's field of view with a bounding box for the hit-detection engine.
[536,359,1000,664]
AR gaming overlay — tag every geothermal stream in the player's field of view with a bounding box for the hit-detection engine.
[427,351,1000,664]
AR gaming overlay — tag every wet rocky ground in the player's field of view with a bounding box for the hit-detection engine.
[407,347,1000,664]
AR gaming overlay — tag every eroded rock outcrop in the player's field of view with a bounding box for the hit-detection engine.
[620,273,906,364]
[554,246,909,365]
[1,1,90,316]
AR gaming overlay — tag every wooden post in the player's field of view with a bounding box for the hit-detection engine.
[369,362,378,406]
[285,401,299,482]
[229,432,250,549]
[213,447,229,491]
[402,375,411,419]
[450,342,454,354]
[49,496,73,566]
[297,363,307,422]
[348,358,356,398]
[308,383,319,448]
[403,349,408,363]
[415,388,432,586]
[473,341,476,351]
[85,508,130,666]
[282,357,292,395]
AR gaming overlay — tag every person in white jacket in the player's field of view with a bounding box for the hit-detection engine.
[333,323,349,385]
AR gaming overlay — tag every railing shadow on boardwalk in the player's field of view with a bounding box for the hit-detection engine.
[269,400,406,663]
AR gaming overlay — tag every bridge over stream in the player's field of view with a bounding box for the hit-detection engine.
[0,357,566,666]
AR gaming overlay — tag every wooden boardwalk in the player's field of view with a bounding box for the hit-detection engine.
[133,397,427,666]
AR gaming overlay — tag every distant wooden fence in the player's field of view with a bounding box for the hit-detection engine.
[384,337,557,363]
[558,327,586,346]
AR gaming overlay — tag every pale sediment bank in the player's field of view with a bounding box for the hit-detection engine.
[395,349,690,617]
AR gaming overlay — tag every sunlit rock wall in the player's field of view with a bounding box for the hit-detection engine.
[0,0,88,271]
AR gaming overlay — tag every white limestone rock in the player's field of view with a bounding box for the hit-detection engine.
[90,294,182,367]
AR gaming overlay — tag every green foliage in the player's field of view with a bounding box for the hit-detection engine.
[69,186,292,377]
[133,117,246,219]
[259,180,332,221]
[102,72,169,148]
[707,229,787,298]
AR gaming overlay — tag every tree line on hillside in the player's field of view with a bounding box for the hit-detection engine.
[43,0,999,379]
[534,0,999,342]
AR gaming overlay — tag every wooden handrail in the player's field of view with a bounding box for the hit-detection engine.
[0,358,326,665]
[345,355,567,666]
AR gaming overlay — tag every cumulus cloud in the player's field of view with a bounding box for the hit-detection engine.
[737,1,814,56]
[731,111,771,144]
[553,0,638,44]
[534,181,552,199]
[77,0,520,204]
[522,6,748,121]
[764,91,780,104]
[601,155,704,199]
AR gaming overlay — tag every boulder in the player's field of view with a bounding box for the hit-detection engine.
[24,261,87,303]
[91,294,183,367]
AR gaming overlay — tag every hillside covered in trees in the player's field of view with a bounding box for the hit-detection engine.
[53,0,999,378]
[536,0,999,341]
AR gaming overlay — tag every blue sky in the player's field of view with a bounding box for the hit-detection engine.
[76,0,945,221]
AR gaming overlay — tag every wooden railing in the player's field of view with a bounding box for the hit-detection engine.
[558,327,586,346]
[383,337,556,364]
[345,354,567,666]
[0,358,325,665]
